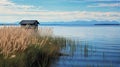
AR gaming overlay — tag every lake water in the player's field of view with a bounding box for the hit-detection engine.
[40,26,120,67]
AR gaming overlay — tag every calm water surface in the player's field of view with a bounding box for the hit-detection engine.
[40,26,120,67]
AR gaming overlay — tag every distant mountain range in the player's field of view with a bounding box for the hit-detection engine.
[40,20,120,26]
[0,20,120,26]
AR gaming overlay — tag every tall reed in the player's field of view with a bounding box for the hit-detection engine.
[0,27,54,58]
[0,27,69,67]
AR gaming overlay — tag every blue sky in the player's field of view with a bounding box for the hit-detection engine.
[12,0,120,12]
[0,0,120,23]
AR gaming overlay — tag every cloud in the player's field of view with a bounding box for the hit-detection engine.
[0,0,14,5]
[64,0,120,3]
[0,0,43,11]
[0,0,120,22]
[0,11,120,22]
[88,3,120,7]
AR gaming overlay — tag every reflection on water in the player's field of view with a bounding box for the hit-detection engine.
[47,26,120,67]
[84,44,88,57]
[50,40,120,67]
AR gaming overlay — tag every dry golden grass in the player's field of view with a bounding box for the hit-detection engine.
[38,27,53,36]
[0,27,53,58]
[0,27,70,67]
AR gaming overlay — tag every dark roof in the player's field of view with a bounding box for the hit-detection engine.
[20,20,39,24]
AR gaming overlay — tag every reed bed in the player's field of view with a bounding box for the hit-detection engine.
[38,27,53,36]
[0,27,34,57]
[0,27,67,67]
